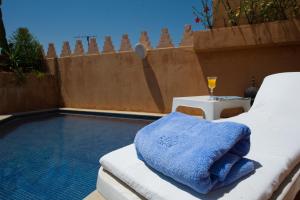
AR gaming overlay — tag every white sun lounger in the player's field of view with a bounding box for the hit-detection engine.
[96,72,300,200]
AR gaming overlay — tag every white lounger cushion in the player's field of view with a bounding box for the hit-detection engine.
[99,72,300,200]
[251,72,300,116]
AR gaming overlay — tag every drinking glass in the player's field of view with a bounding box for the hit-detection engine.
[207,76,217,100]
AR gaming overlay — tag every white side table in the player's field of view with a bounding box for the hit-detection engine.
[171,96,251,120]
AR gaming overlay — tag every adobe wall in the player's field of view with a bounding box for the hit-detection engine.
[61,46,300,114]
[44,23,300,114]
[194,19,300,97]
[196,45,300,97]
[51,48,208,113]
[1,22,299,115]
[0,72,60,114]
[45,26,207,114]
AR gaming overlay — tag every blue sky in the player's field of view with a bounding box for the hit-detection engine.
[2,0,204,54]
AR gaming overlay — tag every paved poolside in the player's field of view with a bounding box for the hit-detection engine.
[84,191,105,200]
[0,115,11,121]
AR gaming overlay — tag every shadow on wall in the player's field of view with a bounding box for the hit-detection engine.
[195,45,300,97]
[142,58,165,113]
[54,58,64,107]
[45,56,64,107]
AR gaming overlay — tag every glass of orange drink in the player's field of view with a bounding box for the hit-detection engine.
[207,76,217,100]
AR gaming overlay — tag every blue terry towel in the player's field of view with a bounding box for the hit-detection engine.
[134,112,255,194]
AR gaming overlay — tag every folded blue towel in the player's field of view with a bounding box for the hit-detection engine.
[134,112,255,194]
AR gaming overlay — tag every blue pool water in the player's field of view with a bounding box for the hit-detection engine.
[0,113,152,200]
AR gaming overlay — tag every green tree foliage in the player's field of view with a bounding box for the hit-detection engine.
[216,0,300,26]
[7,27,45,73]
[241,0,300,24]
[0,0,8,52]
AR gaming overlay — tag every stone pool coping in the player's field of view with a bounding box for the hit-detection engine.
[0,114,12,122]
[0,108,165,124]
[84,190,106,200]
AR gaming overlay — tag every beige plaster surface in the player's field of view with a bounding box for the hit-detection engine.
[194,19,300,51]
[0,73,60,114]
[55,47,208,114]
[49,37,300,114]
[2,19,300,116]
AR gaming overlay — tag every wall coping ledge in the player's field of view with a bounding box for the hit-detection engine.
[194,19,300,52]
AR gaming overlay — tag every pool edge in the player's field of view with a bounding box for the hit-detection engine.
[0,108,164,125]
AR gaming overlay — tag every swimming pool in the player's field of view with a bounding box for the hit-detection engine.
[0,113,153,200]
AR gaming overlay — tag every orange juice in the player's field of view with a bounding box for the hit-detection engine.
[207,78,217,90]
[207,76,217,99]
